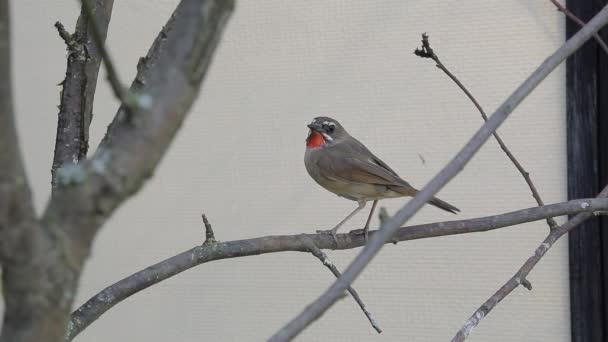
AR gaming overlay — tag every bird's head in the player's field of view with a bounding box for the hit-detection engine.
[306,116,347,149]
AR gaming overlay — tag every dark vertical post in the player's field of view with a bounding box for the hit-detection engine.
[567,1,608,341]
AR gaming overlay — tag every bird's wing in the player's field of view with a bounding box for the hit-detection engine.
[347,137,402,177]
[317,153,411,187]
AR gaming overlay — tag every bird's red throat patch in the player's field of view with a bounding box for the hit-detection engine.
[306,131,325,148]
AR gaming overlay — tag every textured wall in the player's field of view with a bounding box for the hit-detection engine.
[6,0,567,341]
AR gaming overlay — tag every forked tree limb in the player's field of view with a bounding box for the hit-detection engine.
[52,0,115,187]
[66,197,608,340]
[0,1,234,342]
[270,5,608,341]
[452,185,608,341]
[43,0,235,261]
[414,33,558,230]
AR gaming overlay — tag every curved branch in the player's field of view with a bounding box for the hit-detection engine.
[415,33,557,230]
[270,6,608,341]
[52,0,114,187]
[451,186,608,341]
[66,198,608,340]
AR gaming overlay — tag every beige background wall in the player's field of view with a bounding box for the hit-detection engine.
[5,0,567,341]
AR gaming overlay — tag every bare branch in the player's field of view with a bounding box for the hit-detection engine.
[51,0,114,187]
[270,6,608,341]
[0,0,35,245]
[302,237,381,333]
[65,198,608,340]
[549,0,608,55]
[44,0,234,252]
[415,33,558,230]
[0,4,70,342]
[452,186,608,341]
[79,0,134,110]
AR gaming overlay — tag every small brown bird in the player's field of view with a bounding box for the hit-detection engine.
[304,116,459,241]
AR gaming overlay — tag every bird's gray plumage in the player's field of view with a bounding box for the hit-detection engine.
[304,116,459,239]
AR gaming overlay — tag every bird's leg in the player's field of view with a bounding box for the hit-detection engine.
[317,201,366,244]
[362,200,378,241]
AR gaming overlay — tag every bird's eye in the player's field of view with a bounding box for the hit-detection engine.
[327,125,335,133]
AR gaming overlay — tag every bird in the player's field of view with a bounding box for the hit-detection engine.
[304,116,459,242]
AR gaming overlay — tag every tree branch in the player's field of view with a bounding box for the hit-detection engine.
[43,0,234,260]
[414,33,558,230]
[549,0,608,55]
[51,0,114,187]
[0,1,233,341]
[302,238,381,333]
[0,0,35,248]
[0,3,69,342]
[270,6,608,341]
[451,186,608,341]
[65,198,608,340]
[79,0,134,110]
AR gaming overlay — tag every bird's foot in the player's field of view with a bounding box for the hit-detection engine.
[316,229,339,245]
[351,228,370,242]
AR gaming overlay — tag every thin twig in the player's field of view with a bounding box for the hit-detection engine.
[549,0,608,55]
[202,214,216,245]
[414,33,558,230]
[79,0,135,110]
[66,197,608,340]
[451,185,608,341]
[54,22,74,48]
[270,7,608,341]
[302,237,381,333]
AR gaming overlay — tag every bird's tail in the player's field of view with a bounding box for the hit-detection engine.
[390,185,460,214]
[428,196,460,214]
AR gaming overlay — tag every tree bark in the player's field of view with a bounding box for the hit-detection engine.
[51,0,115,187]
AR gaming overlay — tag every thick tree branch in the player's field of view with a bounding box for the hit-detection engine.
[451,186,608,341]
[0,0,35,248]
[549,0,608,55]
[0,2,67,341]
[44,0,234,264]
[65,198,608,340]
[51,0,114,187]
[270,6,608,341]
[415,33,558,230]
